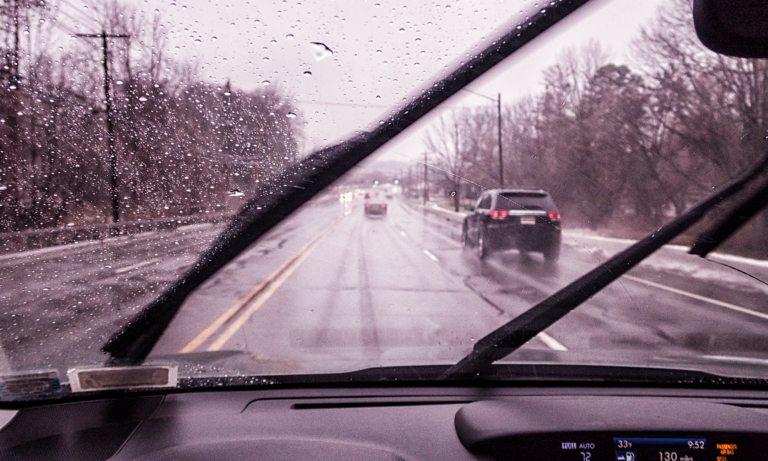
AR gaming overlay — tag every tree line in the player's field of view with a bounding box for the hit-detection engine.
[426,0,767,254]
[0,0,299,233]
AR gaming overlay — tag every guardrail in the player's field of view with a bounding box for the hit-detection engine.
[0,212,233,255]
[421,202,468,224]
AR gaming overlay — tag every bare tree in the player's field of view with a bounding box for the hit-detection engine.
[425,108,496,211]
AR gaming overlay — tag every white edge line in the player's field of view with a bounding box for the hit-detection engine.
[564,231,768,268]
[537,332,568,351]
[423,249,439,262]
[624,275,768,321]
[114,258,161,274]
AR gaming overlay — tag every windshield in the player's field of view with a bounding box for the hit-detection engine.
[2,0,768,398]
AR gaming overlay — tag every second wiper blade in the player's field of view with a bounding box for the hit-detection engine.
[440,152,768,380]
[689,176,768,257]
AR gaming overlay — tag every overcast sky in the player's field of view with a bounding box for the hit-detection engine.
[57,0,668,164]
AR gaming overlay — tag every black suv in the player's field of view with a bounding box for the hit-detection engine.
[462,189,561,261]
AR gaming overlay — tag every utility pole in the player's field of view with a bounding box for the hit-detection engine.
[497,93,504,188]
[76,31,130,231]
[461,88,506,188]
[423,151,429,205]
[11,0,20,87]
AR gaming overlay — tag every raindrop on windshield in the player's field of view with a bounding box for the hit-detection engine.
[286,34,294,40]
[308,42,333,61]
[303,71,312,77]
[262,80,271,86]
[286,112,297,118]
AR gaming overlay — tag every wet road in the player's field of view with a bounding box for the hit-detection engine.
[1,192,767,377]
[151,194,768,378]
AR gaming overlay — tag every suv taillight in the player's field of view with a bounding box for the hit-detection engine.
[490,210,509,219]
[548,212,561,221]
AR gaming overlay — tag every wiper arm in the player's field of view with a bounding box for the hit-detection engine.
[440,152,768,380]
[689,176,768,257]
[102,0,594,365]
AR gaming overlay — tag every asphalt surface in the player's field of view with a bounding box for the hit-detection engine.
[2,192,768,379]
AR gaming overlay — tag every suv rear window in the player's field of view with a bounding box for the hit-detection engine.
[497,192,557,211]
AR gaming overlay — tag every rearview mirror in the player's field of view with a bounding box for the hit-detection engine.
[693,0,768,58]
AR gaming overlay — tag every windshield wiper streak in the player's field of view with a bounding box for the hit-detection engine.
[102,0,594,365]
[440,152,768,380]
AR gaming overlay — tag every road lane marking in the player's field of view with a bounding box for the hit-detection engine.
[623,275,768,321]
[537,332,568,351]
[200,219,340,352]
[423,249,439,262]
[0,341,10,372]
[180,217,342,353]
[114,258,161,274]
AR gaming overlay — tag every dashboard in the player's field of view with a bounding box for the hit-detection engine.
[1,386,767,460]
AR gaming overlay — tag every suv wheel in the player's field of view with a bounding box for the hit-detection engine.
[476,225,490,260]
[543,244,560,262]
[461,222,471,248]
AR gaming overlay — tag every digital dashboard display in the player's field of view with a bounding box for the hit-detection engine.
[612,437,706,460]
[555,435,742,460]
[487,433,761,460]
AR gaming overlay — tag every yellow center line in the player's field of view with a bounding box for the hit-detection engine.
[179,216,342,354]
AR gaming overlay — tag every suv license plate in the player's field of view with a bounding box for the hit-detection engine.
[520,216,536,225]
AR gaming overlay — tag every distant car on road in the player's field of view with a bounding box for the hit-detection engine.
[462,189,561,261]
[364,192,387,217]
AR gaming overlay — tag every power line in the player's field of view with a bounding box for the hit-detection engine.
[53,7,93,31]
[296,100,390,108]
[57,0,99,25]
[50,20,100,51]
[49,6,103,51]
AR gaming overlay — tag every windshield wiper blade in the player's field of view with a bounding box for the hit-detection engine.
[440,152,768,380]
[689,176,768,257]
[102,0,594,365]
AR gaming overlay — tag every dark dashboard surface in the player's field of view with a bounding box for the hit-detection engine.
[2,386,768,460]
